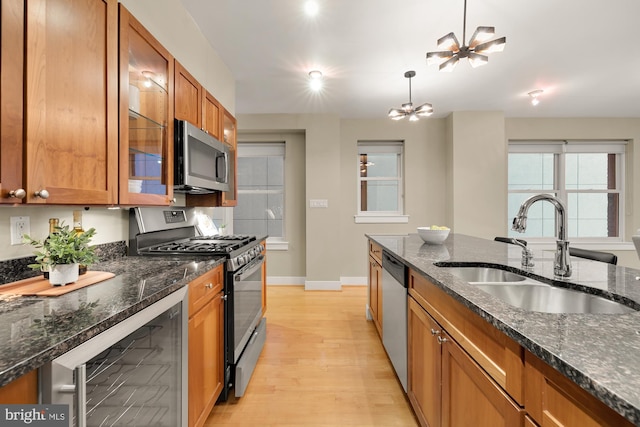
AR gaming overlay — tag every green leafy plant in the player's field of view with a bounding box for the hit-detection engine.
[23,222,98,271]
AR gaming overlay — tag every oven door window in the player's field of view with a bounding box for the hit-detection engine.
[233,258,264,362]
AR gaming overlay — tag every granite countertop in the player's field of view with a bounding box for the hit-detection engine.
[0,254,225,388]
[368,233,640,426]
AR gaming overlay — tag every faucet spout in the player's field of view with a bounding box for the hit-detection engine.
[512,194,571,277]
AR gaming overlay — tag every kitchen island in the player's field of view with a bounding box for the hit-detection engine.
[0,254,225,388]
[368,233,640,426]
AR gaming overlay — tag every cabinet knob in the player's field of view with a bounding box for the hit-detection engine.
[8,188,26,199]
[34,189,50,199]
[221,294,228,301]
[437,336,448,344]
[430,328,441,336]
[205,283,213,289]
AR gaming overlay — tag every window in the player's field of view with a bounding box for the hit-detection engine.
[233,143,285,239]
[356,142,404,222]
[508,141,626,240]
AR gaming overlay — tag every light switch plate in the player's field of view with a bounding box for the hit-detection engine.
[10,216,30,245]
[309,199,328,208]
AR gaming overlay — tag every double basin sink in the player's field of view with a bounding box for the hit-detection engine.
[437,265,636,314]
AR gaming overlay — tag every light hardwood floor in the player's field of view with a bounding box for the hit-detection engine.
[205,286,419,427]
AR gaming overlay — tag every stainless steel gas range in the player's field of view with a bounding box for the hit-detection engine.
[129,207,266,400]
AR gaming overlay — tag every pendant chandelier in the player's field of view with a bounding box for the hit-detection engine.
[426,0,506,72]
[388,71,433,121]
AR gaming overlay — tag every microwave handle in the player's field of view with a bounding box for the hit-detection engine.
[60,364,87,427]
[223,151,229,184]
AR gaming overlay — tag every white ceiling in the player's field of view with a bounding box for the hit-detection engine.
[180,0,640,119]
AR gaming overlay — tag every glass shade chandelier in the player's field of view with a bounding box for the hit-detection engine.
[388,71,433,121]
[426,0,506,72]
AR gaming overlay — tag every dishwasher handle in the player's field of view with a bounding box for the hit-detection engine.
[382,250,406,287]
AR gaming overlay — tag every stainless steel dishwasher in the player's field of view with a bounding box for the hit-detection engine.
[381,250,407,392]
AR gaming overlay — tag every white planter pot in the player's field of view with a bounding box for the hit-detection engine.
[49,263,79,286]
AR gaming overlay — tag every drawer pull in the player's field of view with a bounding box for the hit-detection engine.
[430,328,441,336]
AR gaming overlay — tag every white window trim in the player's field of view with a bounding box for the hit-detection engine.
[235,141,286,241]
[508,140,627,242]
[357,141,404,217]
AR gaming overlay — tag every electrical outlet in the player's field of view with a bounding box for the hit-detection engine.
[10,216,30,245]
[309,199,328,208]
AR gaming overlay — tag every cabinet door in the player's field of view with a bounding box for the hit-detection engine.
[408,297,442,427]
[441,331,524,427]
[175,60,202,128]
[24,0,118,204]
[368,255,382,336]
[203,90,222,140]
[218,109,237,206]
[188,291,224,427]
[0,0,24,203]
[0,370,38,404]
[119,4,174,205]
[524,351,633,427]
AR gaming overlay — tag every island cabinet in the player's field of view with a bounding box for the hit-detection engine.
[407,269,525,427]
[119,4,174,206]
[368,241,383,336]
[0,370,38,404]
[1,0,119,205]
[524,351,634,427]
[188,264,225,427]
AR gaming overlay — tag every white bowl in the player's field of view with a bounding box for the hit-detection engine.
[417,227,450,244]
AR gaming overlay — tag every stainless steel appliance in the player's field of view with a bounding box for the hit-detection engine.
[381,250,408,392]
[174,119,229,194]
[42,287,188,427]
[129,207,266,400]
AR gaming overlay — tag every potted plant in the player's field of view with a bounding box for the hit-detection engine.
[23,223,98,286]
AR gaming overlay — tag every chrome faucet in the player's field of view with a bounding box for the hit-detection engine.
[512,194,572,277]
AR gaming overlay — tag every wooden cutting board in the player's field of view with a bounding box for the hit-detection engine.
[0,271,115,297]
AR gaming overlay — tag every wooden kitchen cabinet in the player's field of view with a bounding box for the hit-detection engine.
[524,351,633,427]
[175,60,203,129]
[218,109,238,207]
[188,264,225,427]
[408,294,525,427]
[0,0,24,204]
[261,240,268,315]
[1,0,118,205]
[203,90,222,140]
[0,370,38,404]
[368,241,383,336]
[174,59,222,140]
[119,4,174,206]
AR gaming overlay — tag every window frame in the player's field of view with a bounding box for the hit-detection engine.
[235,142,286,246]
[507,140,627,243]
[355,141,407,223]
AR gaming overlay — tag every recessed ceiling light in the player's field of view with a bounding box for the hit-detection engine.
[304,1,319,16]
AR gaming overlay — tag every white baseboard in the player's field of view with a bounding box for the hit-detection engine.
[341,276,367,286]
[304,280,341,291]
[266,276,305,286]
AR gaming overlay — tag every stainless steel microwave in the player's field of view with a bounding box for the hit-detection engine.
[174,119,230,194]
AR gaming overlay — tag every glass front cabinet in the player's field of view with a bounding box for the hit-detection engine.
[118,4,174,205]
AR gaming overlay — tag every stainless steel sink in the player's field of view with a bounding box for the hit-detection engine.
[440,265,636,314]
[445,266,526,283]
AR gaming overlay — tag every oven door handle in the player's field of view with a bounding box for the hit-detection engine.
[234,255,264,282]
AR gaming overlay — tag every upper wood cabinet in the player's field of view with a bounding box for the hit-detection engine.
[0,0,25,204]
[175,59,223,140]
[203,91,222,140]
[219,109,238,207]
[1,0,118,205]
[118,4,174,205]
[175,61,203,129]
